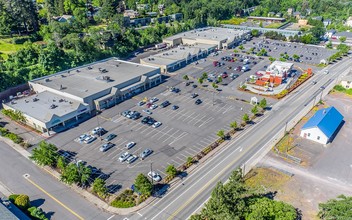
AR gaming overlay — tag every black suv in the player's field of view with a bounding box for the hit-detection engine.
[195,99,202,105]
[142,116,151,124]
[160,101,170,108]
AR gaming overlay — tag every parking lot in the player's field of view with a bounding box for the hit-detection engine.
[48,76,253,194]
[243,38,337,65]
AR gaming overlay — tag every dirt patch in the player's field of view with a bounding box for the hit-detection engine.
[245,167,292,192]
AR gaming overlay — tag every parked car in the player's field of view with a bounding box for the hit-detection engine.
[221,72,228,78]
[122,110,131,117]
[137,101,145,106]
[143,109,152,115]
[126,155,138,164]
[131,112,141,120]
[149,104,158,110]
[84,135,97,144]
[148,171,162,182]
[209,73,216,78]
[99,142,114,152]
[140,148,153,160]
[92,127,106,135]
[172,105,179,110]
[312,81,317,85]
[192,85,197,88]
[125,142,136,149]
[195,99,202,105]
[104,133,117,142]
[147,118,156,126]
[152,122,162,128]
[160,101,170,108]
[78,134,89,142]
[191,93,198,98]
[150,97,159,103]
[185,82,190,86]
[118,152,131,162]
[142,116,152,124]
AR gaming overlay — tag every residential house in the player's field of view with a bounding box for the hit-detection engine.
[293,11,301,19]
[346,17,352,27]
[170,13,183,22]
[300,107,344,144]
[287,8,294,16]
[54,15,74,23]
[323,19,331,27]
[123,10,139,18]
[136,3,149,11]
[340,75,352,89]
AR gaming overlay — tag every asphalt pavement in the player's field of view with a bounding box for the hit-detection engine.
[0,141,115,220]
[125,57,352,220]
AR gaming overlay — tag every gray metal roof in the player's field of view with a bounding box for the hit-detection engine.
[141,44,216,66]
[6,91,89,124]
[30,58,159,99]
[163,27,248,43]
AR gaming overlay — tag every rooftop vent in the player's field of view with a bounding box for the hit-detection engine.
[50,104,57,109]
[61,75,66,78]
[115,64,119,67]
[68,71,70,73]
[33,98,39,102]
[45,78,51,82]
[76,69,80,72]
[59,99,64,103]
[87,66,93,70]
[102,76,111,82]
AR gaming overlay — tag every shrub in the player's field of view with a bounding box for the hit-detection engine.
[14,194,30,210]
[8,194,19,203]
[0,127,9,136]
[5,133,23,144]
[110,189,136,208]
[165,165,178,177]
[28,206,48,220]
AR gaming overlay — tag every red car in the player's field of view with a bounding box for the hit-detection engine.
[221,72,228,78]
[146,102,152,108]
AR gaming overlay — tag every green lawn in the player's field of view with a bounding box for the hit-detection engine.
[221,17,247,25]
[265,22,283,29]
[0,39,25,59]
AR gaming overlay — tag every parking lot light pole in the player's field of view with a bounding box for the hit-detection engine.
[150,162,154,194]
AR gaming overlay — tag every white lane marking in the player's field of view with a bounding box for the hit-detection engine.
[107,215,115,220]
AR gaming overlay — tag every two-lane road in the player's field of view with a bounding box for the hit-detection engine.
[127,58,351,220]
[0,141,115,220]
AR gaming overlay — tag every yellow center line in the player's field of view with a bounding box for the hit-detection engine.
[24,176,84,220]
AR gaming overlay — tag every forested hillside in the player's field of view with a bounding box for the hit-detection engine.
[0,0,351,92]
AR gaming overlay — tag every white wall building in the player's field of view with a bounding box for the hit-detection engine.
[300,107,343,144]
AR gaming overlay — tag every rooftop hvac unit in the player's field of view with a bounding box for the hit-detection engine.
[33,98,39,102]
[45,78,50,82]
[87,66,93,70]
[76,69,80,72]
[115,64,119,67]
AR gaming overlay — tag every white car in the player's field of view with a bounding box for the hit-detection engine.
[143,109,152,115]
[84,135,97,144]
[119,152,131,162]
[152,122,162,128]
[150,97,159,103]
[137,101,145,106]
[126,155,138,164]
[125,142,136,149]
[148,171,162,182]
[99,142,114,152]
[209,74,216,78]
[149,104,158,110]
[92,127,105,135]
[78,134,88,142]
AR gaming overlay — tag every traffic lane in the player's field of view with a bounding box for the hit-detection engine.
[134,59,350,220]
[0,141,112,220]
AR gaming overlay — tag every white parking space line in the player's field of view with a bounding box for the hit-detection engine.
[181,112,197,122]
[222,105,234,114]
[150,125,169,138]
[169,132,188,145]
[198,117,214,128]
[157,169,167,176]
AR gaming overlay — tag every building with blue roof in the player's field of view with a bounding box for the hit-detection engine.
[300,106,344,144]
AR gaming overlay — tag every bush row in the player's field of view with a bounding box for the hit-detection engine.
[0,126,31,148]
[9,194,48,220]
[110,189,136,208]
